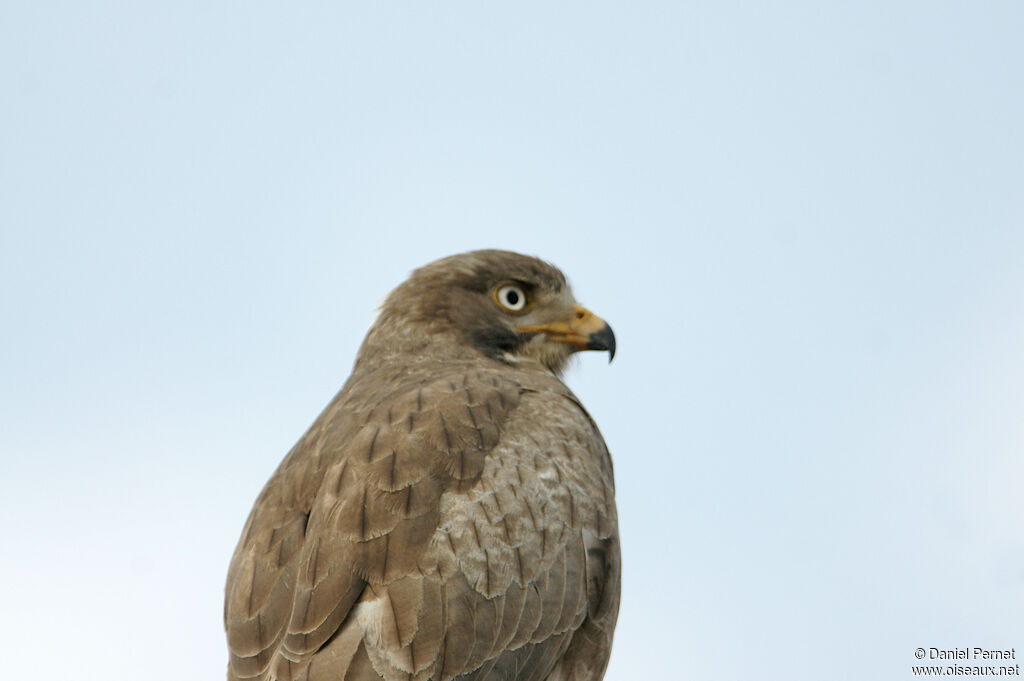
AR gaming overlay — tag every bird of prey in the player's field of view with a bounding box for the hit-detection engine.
[225,250,620,681]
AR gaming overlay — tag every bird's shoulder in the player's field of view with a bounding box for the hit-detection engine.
[225,359,604,679]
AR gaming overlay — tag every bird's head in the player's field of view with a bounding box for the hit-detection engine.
[361,249,615,376]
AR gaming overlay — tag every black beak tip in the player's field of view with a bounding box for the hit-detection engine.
[587,323,616,364]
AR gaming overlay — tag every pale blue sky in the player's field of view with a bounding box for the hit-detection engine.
[2,2,1022,679]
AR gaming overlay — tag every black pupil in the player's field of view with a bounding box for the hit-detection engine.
[505,289,520,306]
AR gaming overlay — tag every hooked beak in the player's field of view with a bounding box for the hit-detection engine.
[516,304,616,362]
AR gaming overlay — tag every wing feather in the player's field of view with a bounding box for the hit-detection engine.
[225,367,522,680]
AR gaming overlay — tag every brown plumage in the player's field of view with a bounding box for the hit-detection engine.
[225,250,620,681]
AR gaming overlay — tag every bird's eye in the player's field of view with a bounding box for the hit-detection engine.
[494,284,528,312]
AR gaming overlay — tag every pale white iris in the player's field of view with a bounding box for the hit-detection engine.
[495,284,527,311]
